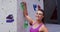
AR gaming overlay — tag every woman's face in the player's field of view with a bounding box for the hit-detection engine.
[35,10,44,20]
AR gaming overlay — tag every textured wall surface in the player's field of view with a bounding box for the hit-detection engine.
[0,0,44,32]
[0,0,17,32]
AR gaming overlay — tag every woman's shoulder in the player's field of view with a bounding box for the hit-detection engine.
[39,24,47,29]
[39,24,46,30]
[39,24,48,32]
[32,21,37,25]
[29,21,35,26]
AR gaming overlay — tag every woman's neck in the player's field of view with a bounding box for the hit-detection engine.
[36,20,42,24]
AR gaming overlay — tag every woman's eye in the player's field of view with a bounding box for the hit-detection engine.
[39,14,41,15]
[36,13,43,15]
[39,13,43,15]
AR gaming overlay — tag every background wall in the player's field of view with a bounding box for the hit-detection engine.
[44,0,60,24]
[0,0,44,32]
[0,0,17,32]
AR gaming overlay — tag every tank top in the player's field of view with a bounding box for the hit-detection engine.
[30,23,43,32]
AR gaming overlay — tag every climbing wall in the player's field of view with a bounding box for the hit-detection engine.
[0,0,17,32]
[0,0,44,32]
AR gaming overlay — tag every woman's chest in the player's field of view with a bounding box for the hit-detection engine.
[31,25,43,32]
[32,24,39,29]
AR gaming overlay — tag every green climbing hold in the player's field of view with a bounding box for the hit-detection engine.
[20,2,25,10]
[24,20,28,28]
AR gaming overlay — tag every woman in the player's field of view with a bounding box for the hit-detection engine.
[23,2,48,32]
